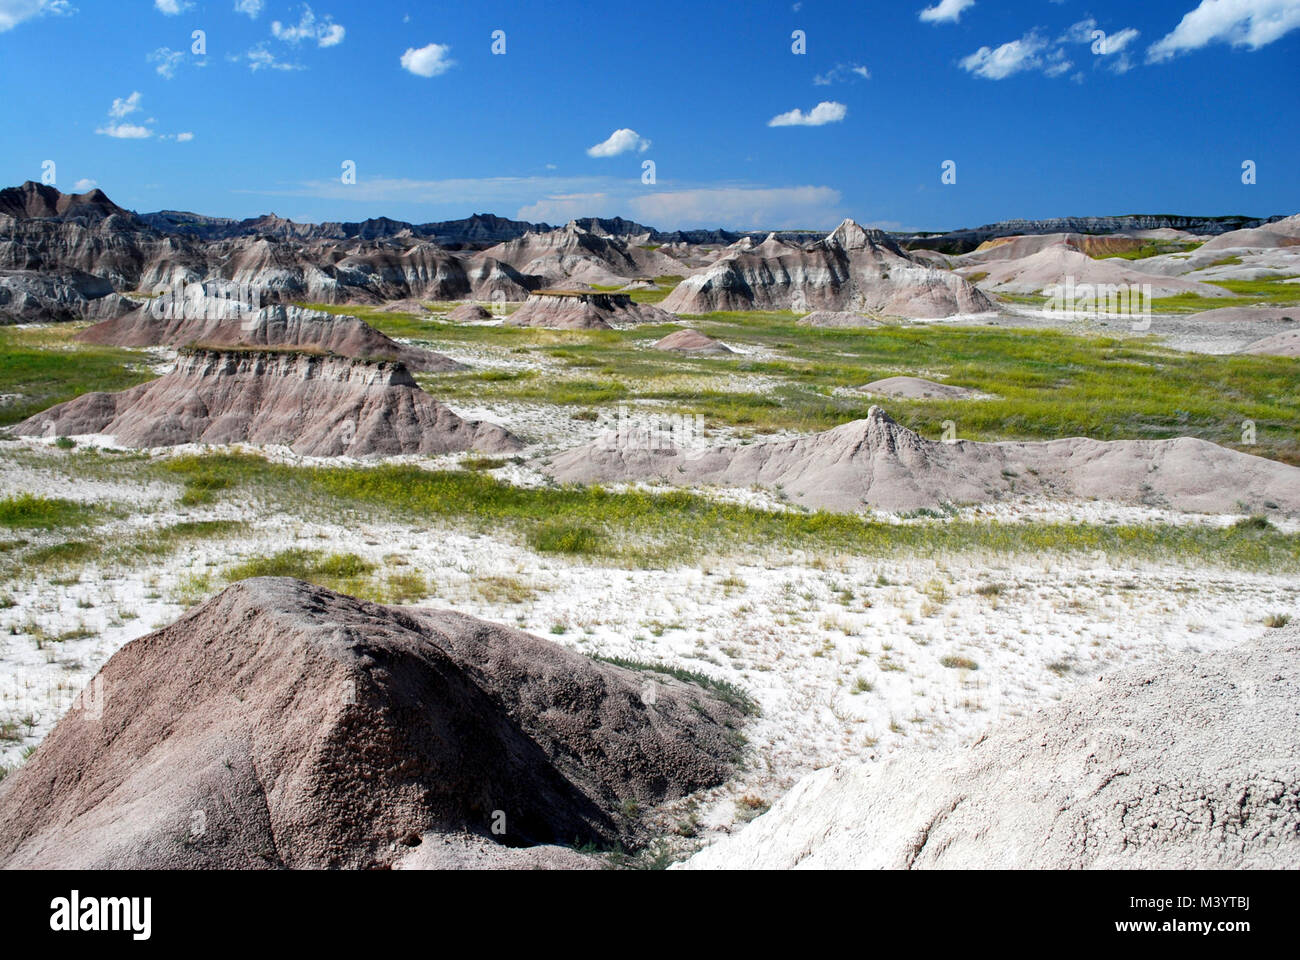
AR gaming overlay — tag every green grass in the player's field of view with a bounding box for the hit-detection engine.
[0,325,158,426]
[1101,241,1203,261]
[1150,277,1300,313]
[0,494,95,529]
[225,548,375,584]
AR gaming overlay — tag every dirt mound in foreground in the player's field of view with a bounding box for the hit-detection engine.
[78,302,463,373]
[684,624,1300,869]
[0,578,746,869]
[14,347,519,457]
[546,406,1300,516]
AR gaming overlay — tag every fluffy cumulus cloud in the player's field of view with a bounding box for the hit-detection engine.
[586,128,651,157]
[0,0,73,33]
[154,0,193,14]
[1147,0,1300,62]
[767,101,847,126]
[960,32,1052,79]
[72,178,97,192]
[234,0,264,17]
[99,92,152,139]
[919,0,975,24]
[272,4,344,47]
[400,43,455,77]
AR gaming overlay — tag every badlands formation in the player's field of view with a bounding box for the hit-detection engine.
[547,405,1300,516]
[662,221,994,318]
[79,300,464,373]
[1,183,1298,871]
[14,347,519,457]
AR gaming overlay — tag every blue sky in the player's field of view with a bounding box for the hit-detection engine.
[1,0,1297,231]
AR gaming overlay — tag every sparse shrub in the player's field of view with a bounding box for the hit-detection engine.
[1265,613,1292,629]
[940,655,979,671]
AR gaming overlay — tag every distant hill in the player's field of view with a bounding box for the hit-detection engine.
[2,182,1289,251]
[0,181,137,223]
[897,214,1287,254]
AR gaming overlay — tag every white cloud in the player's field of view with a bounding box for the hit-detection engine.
[1148,0,1300,62]
[400,43,455,77]
[234,0,263,17]
[176,131,194,142]
[813,62,871,84]
[767,101,847,127]
[97,91,154,138]
[149,47,186,79]
[72,178,98,192]
[0,0,72,33]
[960,32,1050,79]
[1060,19,1141,55]
[272,5,345,47]
[235,44,304,71]
[919,0,976,24]
[109,91,142,119]
[97,123,152,139]
[154,0,193,14]
[587,128,652,157]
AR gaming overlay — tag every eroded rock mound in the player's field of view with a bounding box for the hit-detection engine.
[78,301,463,373]
[661,220,993,319]
[509,291,676,330]
[14,347,519,457]
[0,270,134,324]
[653,329,732,354]
[860,376,978,400]
[684,624,1300,869]
[0,578,746,869]
[546,405,1300,516]
[447,303,494,322]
